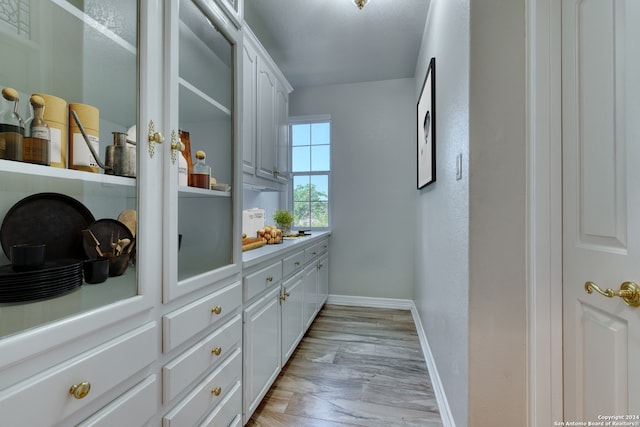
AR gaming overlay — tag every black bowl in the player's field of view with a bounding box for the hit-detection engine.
[10,243,46,272]
[83,258,109,284]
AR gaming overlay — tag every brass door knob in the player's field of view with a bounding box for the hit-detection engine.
[584,281,640,307]
[69,381,91,399]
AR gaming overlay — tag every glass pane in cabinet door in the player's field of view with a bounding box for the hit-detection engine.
[0,0,139,338]
[177,1,233,281]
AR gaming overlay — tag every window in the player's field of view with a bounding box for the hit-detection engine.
[290,116,330,229]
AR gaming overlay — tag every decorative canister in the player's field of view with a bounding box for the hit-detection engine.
[69,103,99,173]
[34,93,67,168]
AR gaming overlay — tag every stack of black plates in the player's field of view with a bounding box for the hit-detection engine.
[0,260,83,303]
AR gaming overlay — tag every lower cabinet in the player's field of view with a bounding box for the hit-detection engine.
[0,322,157,427]
[242,235,330,423]
[281,271,304,364]
[243,285,282,419]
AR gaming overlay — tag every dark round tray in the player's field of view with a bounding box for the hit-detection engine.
[0,193,95,261]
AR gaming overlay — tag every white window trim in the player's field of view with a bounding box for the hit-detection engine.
[289,115,332,231]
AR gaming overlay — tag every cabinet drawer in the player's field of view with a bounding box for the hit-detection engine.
[163,348,242,427]
[244,260,282,301]
[0,322,156,427]
[163,281,242,353]
[198,380,242,427]
[163,314,242,403]
[77,375,158,427]
[317,239,329,255]
[282,250,304,277]
[304,243,320,264]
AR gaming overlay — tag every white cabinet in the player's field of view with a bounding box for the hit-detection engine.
[243,25,292,184]
[242,40,258,174]
[162,0,242,303]
[243,285,281,420]
[317,253,329,309]
[0,0,244,425]
[281,271,304,364]
[242,235,329,422]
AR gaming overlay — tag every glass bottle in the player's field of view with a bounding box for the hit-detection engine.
[0,87,24,161]
[177,134,188,186]
[23,95,51,165]
[190,150,211,189]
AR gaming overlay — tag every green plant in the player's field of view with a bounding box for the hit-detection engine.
[273,209,294,226]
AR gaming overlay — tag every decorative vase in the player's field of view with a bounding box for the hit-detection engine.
[278,223,291,236]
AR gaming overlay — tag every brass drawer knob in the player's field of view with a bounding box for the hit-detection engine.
[211,346,222,356]
[266,276,273,282]
[69,381,91,399]
[211,305,222,315]
[211,386,222,396]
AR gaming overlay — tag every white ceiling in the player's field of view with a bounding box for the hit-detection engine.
[243,0,430,89]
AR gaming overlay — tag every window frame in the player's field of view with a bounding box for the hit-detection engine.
[289,115,331,231]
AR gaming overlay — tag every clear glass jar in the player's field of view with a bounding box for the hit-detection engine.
[190,150,211,189]
[0,87,24,161]
[23,95,50,165]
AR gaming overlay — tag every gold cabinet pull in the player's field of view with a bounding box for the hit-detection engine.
[211,305,222,315]
[211,386,222,396]
[69,381,91,399]
[169,129,184,164]
[266,276,273,282]
[211,346,222,356]
[280,291,290,301]
[584,281,640,307]
[147,120,164,158]
[294,261,300,266]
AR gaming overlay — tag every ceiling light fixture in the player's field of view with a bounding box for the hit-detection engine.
[354,0,369,10]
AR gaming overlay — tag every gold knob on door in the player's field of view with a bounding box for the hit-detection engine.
[169,129,185,164]
[69,381,91,399]
[211,386,222,396]
[211,346,222,356]
[147,120,164,158]
[584,281,640,307]
[211,305,222,315]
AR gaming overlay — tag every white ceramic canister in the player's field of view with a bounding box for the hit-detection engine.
[68,103,99,173]
[34,93,67,168]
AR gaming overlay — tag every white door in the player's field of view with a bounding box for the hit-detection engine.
[562,0,640,422]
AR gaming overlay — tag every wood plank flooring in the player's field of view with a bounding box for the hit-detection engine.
[246,304,443,427]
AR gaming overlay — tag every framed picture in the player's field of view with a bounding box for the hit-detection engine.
[417,57,436,189]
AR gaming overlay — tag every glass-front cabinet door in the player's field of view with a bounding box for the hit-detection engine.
[0,0,162,352]
[162,0,240,302]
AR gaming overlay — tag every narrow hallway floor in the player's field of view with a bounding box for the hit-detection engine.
[247,304,443,427]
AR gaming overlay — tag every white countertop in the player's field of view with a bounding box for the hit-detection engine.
[242,231,331,269]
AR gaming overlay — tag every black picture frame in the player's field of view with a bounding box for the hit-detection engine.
[417,57,436,189]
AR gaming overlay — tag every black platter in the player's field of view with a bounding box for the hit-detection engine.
[0,259,83,303]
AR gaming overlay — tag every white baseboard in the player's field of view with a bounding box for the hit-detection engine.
[325,295,455,427]
[410,303,456,427]
[326,294,414,309]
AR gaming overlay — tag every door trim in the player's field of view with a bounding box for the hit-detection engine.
[526,0,563,425]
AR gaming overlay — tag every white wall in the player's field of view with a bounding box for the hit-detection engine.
[467,0,527,424]
[289,79,416,300]
[413,0,470,425]
[415,0,528,425]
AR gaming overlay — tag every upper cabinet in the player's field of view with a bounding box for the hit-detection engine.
[0,0,162,359]
[242,25,292,185]
[162,0,242,302]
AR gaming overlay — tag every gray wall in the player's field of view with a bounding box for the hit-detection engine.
[414,0,470,425]
[467,0,527,424]
[289,79,416,300]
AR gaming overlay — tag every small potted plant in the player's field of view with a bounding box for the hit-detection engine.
[273,209,294,235]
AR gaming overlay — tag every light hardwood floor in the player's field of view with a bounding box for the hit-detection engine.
[246,304,443,427]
